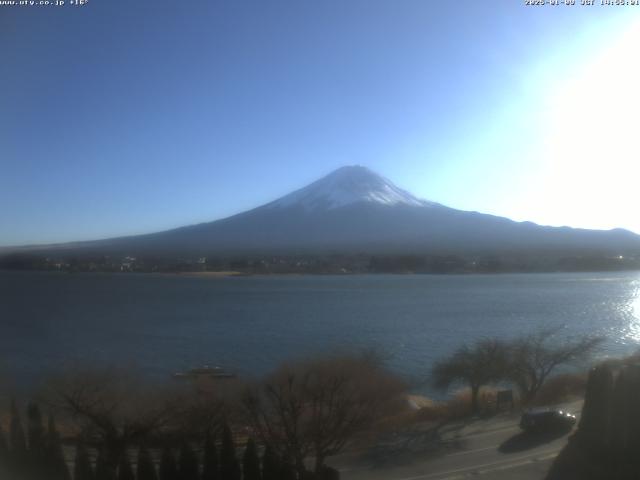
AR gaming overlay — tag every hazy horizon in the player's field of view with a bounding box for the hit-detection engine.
[2,2,640,246]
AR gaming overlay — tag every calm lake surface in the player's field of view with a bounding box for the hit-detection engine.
[2,270,640,391]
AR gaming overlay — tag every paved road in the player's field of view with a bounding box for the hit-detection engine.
[333,402,581,480]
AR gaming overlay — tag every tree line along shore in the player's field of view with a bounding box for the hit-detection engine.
[2,251,640,275]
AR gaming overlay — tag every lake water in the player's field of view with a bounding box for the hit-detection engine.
[2,270,640,392]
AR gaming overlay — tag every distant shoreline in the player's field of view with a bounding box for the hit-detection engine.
[160,269,640,277]
[2,268,640,278]
[174,270,249,278]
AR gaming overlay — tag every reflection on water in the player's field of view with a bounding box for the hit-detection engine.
[627,280,640,342]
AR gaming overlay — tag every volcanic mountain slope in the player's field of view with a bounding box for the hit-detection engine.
[5,165,640,257]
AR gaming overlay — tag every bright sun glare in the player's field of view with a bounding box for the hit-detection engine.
[628,278,640,341]
[536,19,640,233]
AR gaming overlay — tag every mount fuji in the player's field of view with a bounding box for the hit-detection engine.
[5,165,640,257]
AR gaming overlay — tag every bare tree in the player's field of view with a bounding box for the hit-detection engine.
[243,351,405,477]
[44,368,179,473]
[508,327,603,403]
[171,377,241,440]
[431,338,510,414]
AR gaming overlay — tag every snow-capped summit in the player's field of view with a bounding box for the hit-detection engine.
[266,165,434,211]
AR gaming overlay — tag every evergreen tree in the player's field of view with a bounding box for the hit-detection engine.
[26,402,47,478]
[117,453,135,480]
[178,442,199,480]
[279,455,296,480]
[27,403,46,459]
[202,433,219,480]
[220,424,241,480]
[0,423,9,474]
[260,445,280,480]
[95,448,116,480]
[159,447,179,480]
[74,442,95,480]
[47,414,71,480]
[136,446,158,480]
[242,438,261,480]
[9,399,27,469]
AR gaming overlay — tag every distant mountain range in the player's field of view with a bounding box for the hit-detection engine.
[4,166,640,259]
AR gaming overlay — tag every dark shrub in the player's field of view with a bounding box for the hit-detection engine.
[242,438,261,480]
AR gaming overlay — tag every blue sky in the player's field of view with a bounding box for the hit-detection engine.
[1,1,639,246]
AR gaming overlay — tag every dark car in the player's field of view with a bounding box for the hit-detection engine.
[519,409,577,433]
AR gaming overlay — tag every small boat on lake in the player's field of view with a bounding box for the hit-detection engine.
[173,365,236,379]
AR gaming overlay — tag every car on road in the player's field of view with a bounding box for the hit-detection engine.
[519,408,577,433]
